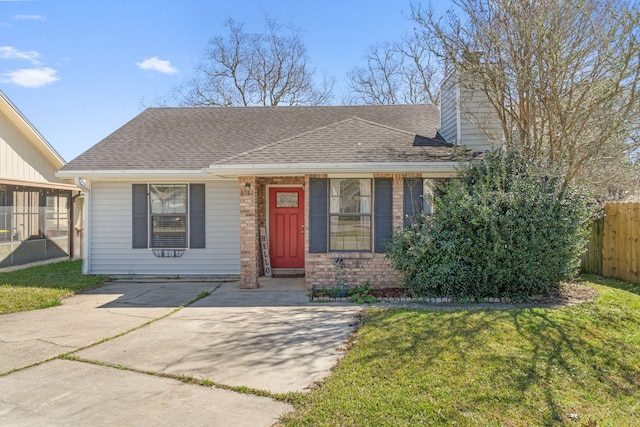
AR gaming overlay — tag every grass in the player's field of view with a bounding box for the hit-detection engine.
[283,275,640,426]
[0,260,104,315]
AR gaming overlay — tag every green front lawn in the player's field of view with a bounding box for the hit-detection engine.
[284,276,640,426]
[0,260,104,314]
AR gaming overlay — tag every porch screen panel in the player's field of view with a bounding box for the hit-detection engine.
[309,178,328,253]
[44,191,70,238]
[0,186,10,242]
[12,188,40,241]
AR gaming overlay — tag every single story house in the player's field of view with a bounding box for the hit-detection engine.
[0,90,82,268]
[57,72,501,288]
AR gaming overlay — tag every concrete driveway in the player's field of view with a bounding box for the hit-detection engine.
[0,279,362,426]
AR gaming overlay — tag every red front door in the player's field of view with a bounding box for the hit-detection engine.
[269,187,305,269]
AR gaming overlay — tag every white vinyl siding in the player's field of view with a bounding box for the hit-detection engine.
[439,73,458,145]
[88,180,240,275]
[458,76,503,151]
[439,71,503,151]
[0,112,62,183]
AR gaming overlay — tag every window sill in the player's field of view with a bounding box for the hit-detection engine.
[327,251,375,259]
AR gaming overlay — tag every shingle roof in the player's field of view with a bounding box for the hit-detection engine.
[61,104,473,171]
[216,117,461,165]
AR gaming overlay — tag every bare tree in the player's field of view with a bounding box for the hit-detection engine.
[413,0,640,196]
[347,33,441,105]
[172,18,333,106]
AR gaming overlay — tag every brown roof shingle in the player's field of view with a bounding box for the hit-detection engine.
[61,104,471,171]
[216,117,460,165]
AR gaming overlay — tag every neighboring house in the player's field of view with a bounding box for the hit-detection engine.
[57,73,500,288]
[0,91,82,268]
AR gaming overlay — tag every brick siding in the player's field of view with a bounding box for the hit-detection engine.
[239,176,259,288]
[240,173,438,289]
[303,174,406,289]
[240,176,304,287]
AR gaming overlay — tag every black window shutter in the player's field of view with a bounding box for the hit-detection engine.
[309,178,328,253]
[374,178,393,253]
[190,184,206,248]
[403,178,423,226]
[132,184,148,248]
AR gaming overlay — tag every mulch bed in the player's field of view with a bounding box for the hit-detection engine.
[311,281,597,306]
[368,288,407,298]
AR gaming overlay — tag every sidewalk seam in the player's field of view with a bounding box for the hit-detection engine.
[0,286,219,377]
[60,355,301,405]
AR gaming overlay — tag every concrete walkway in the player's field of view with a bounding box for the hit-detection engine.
[0,279,362,426]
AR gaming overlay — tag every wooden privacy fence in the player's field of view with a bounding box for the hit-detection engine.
[581,217,604,275]
[581,202,640,284]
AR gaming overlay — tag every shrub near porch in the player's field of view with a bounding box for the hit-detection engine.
[387,150,592,300]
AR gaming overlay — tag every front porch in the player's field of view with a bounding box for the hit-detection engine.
[237,174,407,290]
[239,176,305,288]
[248,276,306,292]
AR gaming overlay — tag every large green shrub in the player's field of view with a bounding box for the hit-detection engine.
[387,150,592,299]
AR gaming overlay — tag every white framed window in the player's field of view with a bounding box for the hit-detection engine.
[423,179,435,214]
[133,183,206,250]
[329,178,372,251]
[422,178,451,214]
[149,184,188,248]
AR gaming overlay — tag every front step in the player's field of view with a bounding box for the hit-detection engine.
[271,268,305,278]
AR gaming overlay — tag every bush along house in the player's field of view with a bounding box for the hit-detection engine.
[57,72,501,288]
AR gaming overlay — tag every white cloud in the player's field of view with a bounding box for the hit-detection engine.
[2,67,59,88]
[136,57,178,74]
[0,46,41,65]
[13,14,46,21]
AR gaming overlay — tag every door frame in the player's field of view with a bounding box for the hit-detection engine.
[265,184,305,269]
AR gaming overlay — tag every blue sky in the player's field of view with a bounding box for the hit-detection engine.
[0,0,427,162]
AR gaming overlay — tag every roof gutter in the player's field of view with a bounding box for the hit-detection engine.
[56,162,466,180]
[204,162,464,176]
[56,169,214,180]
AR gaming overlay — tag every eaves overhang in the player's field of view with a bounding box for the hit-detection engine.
[0,176,79,191]
[204,162,463,176]
[55,169,216,181]
[56,162,466,180]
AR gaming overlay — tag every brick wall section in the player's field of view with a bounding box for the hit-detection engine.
[239,173,438,289]
[303,173,407,289]
[305,252,404,288]
[239,176,259,288]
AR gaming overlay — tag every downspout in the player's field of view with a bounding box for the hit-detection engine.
[74,177,91,275]
[70,191,82,260]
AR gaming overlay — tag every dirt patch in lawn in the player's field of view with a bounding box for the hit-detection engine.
[534,280,598,306]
